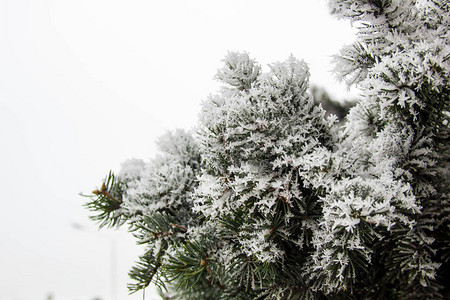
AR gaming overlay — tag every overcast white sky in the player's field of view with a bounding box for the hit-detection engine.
[0,1,357,299]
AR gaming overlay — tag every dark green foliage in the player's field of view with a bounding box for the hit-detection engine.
[128,247,165,293]
[84,171,125,228]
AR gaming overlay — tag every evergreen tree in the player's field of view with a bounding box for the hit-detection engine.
[85,1,449,299]
[310,85,356,124]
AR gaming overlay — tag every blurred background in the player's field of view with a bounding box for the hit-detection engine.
[0,1,357,299]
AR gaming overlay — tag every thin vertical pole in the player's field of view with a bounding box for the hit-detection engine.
[111,239,117,300]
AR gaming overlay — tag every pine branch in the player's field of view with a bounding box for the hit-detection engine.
[83,171,125,228]
[128,247,166,293]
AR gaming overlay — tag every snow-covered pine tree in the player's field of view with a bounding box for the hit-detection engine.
[306,0,450,298]
[191,53,336,299]
[85,129,209,295]
[85,0,449,299]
